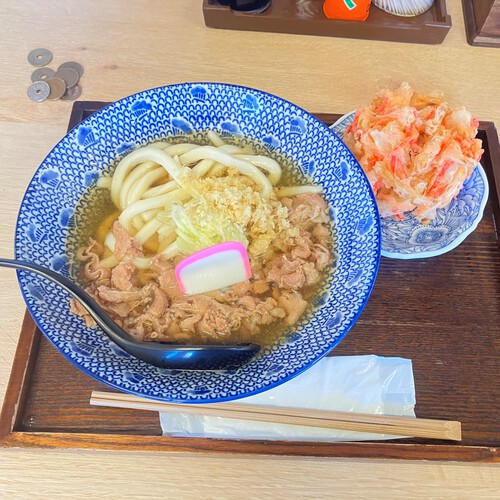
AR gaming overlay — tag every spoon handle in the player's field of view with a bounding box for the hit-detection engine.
[0,258,137,348]
[0,258,261,369]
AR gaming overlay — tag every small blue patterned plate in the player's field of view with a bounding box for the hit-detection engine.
[15,84,380,403]
[331,112,489,259]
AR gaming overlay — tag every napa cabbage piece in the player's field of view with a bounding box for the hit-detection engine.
[171,205,248,255]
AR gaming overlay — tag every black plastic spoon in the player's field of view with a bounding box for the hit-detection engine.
[0,258,260,370]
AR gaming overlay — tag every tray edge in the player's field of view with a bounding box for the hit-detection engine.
[1,104,498,461]
[203,0,452,45]
[462,0,500,48]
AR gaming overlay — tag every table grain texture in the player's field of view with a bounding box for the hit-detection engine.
[1,0,500,498]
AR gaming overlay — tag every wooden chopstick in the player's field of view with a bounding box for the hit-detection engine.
[90,391,462,441]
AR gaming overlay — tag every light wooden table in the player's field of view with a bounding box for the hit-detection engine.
[1,1,499,497]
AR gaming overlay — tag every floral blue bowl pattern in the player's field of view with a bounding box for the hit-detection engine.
[16,84,380,403]
[331,112,489,259]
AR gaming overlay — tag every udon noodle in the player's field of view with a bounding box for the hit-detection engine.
[71,132,333,345]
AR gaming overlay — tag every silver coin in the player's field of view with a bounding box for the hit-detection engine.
[58,61,84,78]
[60,84,82,101]
[31,67,55,82]
[55,67,79,88]
[28,48,53,67]
[27,81,50,102]
[47,77,67,100]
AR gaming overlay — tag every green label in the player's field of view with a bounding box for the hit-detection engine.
[344,0,357,9]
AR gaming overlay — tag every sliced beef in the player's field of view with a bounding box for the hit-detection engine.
[230,281,252,297]
[255,297,285,324]
[180,314,202,333]
[252,279,270,295]
[312,224,331,247]
[266,256,306,290]
[238,295,258,310]
[112,220,143,261]
[288,193,330,230]
[198,307,233,338]
[290,233,314,260]
[152,259,182,300]
[302,261,321,285]
[148,287,169,317]
[69,299,96,328]
[77,239,111,286]
[111,261,137,291]
[278,290,308,326]
[311,243,331,271]
[96,286,146,303]
[172,295,213,316]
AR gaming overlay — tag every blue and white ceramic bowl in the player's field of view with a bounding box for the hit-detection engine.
[16,83,380,403]
[332,112,489,259]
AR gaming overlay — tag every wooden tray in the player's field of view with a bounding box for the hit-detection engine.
[203,0,452,45]
[1,103,499,461]
[462,0,500,47]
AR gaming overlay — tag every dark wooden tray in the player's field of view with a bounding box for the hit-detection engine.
[1,102,499,461]
[462,0,500,47]
[203,0,452,44]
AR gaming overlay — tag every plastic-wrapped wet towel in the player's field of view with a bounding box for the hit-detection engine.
[160,355,416,441]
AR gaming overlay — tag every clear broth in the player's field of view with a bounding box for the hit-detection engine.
[67,132,336,348]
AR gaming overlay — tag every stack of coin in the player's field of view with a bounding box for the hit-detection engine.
[27,48,84,103]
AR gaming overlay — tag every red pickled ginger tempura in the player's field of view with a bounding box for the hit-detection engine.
[343,82,484,221]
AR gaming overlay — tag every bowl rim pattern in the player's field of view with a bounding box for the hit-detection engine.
[14,83,382,402]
